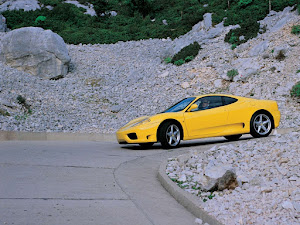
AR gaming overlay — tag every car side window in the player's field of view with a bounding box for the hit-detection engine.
[223,97,238,106]
[191,96,223,112]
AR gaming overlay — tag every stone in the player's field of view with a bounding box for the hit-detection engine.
[158,71,169,78]
[203,13,212,30]
[206,26,224,39]
[110,105,121,113]
[281,201,294,210]
[195,218,203,224]
[203,164,238,191]
[64,1,96,16]
[110,11,117,17]
[162,19,168,25]
[213,79,223,88]
[270,16,291,33]
[230,57,260,81]
[249,41,269,57]
[178,174,187,182]
[181,82,190,89]
[0,27,71,79]
[0,14,7,32]
[239,36,245,41]
[0,0,41,12]
[293,202,300,212]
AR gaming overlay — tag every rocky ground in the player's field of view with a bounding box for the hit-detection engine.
[166,131,300,225]
[0,8,299,133]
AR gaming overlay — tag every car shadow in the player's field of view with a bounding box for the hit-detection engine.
[120,136,254,151]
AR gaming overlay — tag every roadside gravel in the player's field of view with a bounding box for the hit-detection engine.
[166,131,300,225]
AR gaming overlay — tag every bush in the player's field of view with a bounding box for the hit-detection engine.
[291,81,300,98]
[171,42,201,66]
[227,69,239,81]
[164,57,172,64]
[174,59,185,66]
[291,25,300,35]
[17,95,31,113]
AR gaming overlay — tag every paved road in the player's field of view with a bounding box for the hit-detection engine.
[0,138,239,225]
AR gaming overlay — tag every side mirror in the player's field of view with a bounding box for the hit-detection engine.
[187,104,198,112]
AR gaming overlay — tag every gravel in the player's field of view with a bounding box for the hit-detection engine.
[166,131,300,225]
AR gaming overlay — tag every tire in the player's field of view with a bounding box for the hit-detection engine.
[224,134,242,141]
[139,143,154,148]
[250,112,273,138]
[158,122,181,148]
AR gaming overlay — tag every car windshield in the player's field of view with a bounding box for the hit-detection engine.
[162,97,196,113]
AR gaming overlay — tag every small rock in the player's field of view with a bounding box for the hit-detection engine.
[195,218,203,224]
[281,201,294,210]
[111,105,121,113]
[181,82,190,89]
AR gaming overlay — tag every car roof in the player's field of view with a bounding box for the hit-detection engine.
[190,94,243,99]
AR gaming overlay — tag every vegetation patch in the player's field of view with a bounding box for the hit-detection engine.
[170,42,201,66]
[2,0,299,45]
[291,25,300,35]
[227,69,239,81]
[290,81,300,98]
[17,95,32,114]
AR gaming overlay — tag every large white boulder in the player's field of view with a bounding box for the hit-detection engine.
[0,0,41,12]
[0,27,71,79]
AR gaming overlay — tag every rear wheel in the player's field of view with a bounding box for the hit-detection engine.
[250,112,272,138]
[224,134,242,141]
[159,122,181,148]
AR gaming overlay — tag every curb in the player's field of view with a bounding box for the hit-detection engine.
[157,160,223,225]
[0,131,116,142]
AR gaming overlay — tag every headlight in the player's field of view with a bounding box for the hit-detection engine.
[129,118,151,128]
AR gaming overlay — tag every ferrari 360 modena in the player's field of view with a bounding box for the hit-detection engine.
[116,94,280,148]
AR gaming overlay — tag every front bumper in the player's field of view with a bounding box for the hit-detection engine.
[116,123,159,144]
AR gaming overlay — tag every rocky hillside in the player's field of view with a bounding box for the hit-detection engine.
[0,8,299,133]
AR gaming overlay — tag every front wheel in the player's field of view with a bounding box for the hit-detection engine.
[224,134,242,141]
[250,112,273,138]
[159,122,181,148]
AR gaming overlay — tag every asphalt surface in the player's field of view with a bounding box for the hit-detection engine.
[0,137,238,225]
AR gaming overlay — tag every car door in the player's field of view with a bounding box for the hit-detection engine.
[222,96,250,134]
[184,96,228,138]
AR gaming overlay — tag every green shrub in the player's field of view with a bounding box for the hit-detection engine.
[174,59,185,66]
[291,25,300,35]
[35,16,46,23]
[171,42,201,65]
[290,81,300,98]
[17,95,26,105]
[227,69,239,81]
[17,95,32,113]
[164,57,172,64]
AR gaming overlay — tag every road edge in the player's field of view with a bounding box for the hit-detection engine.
[157,159,224,225]
[0,130,116,142]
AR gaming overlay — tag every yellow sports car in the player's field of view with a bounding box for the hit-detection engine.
[116,94,280,148]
